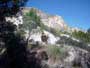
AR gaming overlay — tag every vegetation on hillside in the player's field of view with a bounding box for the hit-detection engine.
[18,8,43,45]
[1,1,90,67]
[0,1,42,68]
[72,29,90,43]
[0,0,28,68]
[46,45,68,62]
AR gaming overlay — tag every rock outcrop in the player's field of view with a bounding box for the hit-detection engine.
[22,7,68,31]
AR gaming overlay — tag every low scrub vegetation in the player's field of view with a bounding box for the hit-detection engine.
[72,30,90,43]
[46,45,68,62]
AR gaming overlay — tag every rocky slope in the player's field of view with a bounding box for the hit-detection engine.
[5,7,90,68]
[22,7,68,31]
[5,7,81,32]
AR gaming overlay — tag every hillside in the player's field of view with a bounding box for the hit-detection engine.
[4,7,90,68]
[22,7,69,31]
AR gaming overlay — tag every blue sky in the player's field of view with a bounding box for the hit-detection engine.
[26,0,90,30]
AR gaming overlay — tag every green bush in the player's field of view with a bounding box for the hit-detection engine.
[49,28,61,36]
[72,31,90,43]
[46,45,68,61]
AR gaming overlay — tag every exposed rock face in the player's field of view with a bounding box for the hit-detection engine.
[28,29,60,44]
[22,7,68,31]
[41,15,68,31]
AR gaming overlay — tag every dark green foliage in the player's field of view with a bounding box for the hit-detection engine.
[0,21,27,68]
[19,8,40,33]
[0,0,28,18]
[56,36,90,51]
[87,28,90,33]
[23,8,42,30]
[19,8,43,45]
[72,31,90,43]
[87,28,90,43]
[25,8,42,27]
[0,0,41,68]
[0,0,28,68]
